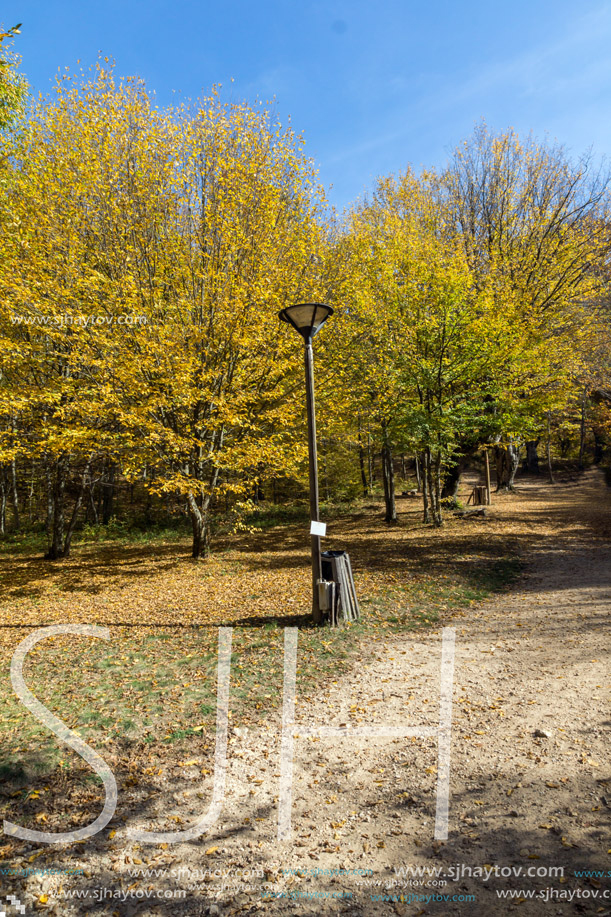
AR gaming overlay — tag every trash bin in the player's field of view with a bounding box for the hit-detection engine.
[320,550,360,626]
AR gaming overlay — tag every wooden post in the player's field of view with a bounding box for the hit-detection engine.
[484,448,492,505]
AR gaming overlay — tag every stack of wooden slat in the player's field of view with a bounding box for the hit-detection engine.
[321,551,360,626]
[468,485,490,506]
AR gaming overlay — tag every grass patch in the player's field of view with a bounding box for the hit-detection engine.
[362,555,523,632]
[241,499,359,531]
[469,556,524,593]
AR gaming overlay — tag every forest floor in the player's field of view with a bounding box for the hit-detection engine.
[0,470,610,916]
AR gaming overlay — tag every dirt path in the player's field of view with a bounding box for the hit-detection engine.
[12,472,611,916]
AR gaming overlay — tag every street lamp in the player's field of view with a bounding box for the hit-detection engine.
[279,303,334,624]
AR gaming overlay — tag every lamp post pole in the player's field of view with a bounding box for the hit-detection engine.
[304,340,322,624]
[278,303,333,625]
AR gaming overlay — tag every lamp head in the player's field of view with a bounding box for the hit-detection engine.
[278,303,334,343]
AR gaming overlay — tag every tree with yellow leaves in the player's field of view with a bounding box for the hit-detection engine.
[0,65,331,558]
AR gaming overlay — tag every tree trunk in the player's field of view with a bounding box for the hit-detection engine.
[426,448,443,527]
[358,443,368,497]
[28,459,35,523]
[546,413,555,484]
[421,451,430,523]
[102,461,116,525]
[10,458,19,530]
[323,447,330,503]
[357,420,369,497]
[414,454,422,492]
[422,447,443,525]
[45,462,54,538]
[525,439,540,474]
[381,425,397,524]
[435,452,443,526]
[88,483,99,525]
[578,392,587,470]
[441,459,461,498]
[495,442,521,490]
[46,457,67,560]
[145,489,153,526]
[187,493,211,559]
[0,468,6,535]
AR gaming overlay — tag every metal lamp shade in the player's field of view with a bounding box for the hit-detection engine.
[279,303,334,342]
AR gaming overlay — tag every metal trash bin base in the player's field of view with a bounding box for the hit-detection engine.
[320,550,360,626]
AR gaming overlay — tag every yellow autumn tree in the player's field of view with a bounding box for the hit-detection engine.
[0,65,332,558]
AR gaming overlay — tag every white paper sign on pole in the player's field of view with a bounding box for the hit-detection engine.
[310,521,327,537]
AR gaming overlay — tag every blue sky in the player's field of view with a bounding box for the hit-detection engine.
[3,0,611,210]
